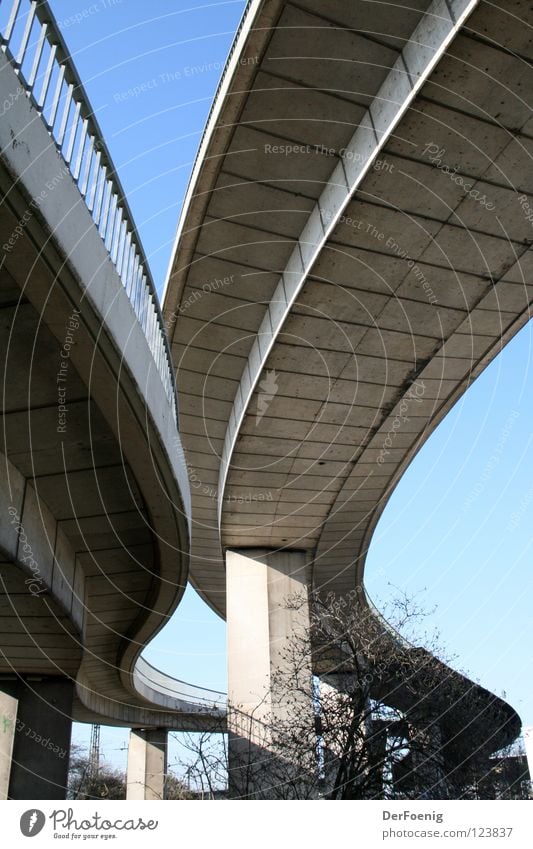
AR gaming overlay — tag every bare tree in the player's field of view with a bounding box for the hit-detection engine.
[260,589,452,799]
[170,730,228,798]
[169,589,521,800]
[461,737,531,800]
[68,742,197,800]
[164,770,196,799]
[68,744,126,800]
[269,589,520,800]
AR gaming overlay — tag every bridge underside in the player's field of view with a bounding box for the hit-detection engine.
[164,0,531,795]
[0,0,529,801]
[166,0,533,610]
[0,84,202,733]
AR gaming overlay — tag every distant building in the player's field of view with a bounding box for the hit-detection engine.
[523,727,533,780]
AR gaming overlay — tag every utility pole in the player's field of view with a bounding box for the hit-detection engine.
[88,724,101,786]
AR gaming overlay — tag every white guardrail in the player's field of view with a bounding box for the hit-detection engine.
[134,656,227,716]
[0,0,178,422]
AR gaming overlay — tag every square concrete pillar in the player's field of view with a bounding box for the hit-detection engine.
[0,690,17,799]
[408,719,448,799]
[0,677,73,799]
[126,728,167,800]
[226,548,314,798]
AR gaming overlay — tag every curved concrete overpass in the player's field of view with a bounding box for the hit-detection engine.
[164,0,531,790]
[0,0,528,801]
[0,0,223,798]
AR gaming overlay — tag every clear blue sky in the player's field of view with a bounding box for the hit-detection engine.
[45,0,533,768]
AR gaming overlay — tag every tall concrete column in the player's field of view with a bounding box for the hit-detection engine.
[318,674,387,799]
[0,690,17,799]
[365,718,388,798]
[126,728,167,799]
[0,677,73,799]
[408,718,448,799]
[226,548,314,799]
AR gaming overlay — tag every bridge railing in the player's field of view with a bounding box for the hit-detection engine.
[134,656,227,715]
[186,0,254,186]
[0,0,178,422]
[363,590,413,651]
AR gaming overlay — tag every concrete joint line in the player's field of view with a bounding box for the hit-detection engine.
[339,155,351,192]
[317,203,328,234]
[444,0,458,23]
[216,0,481,528]
[400,53,415,89]
[280,274,289,303]
[296,240,305,271]
[367,108,379,145]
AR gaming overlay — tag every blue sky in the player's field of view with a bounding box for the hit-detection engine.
[47,0,247,292]
[43,0,533,768]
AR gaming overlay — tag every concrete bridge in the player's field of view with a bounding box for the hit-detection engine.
[0,0,224,800]
[163,0,530,797]
[0,0,529,800]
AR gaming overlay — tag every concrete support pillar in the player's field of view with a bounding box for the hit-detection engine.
[365,718,388,798]
[408,718,448,799]
[318,675,355,797]
[226,548,313,798]
[126,728,167,800]
[0,690,17,799]
[0,677,73,799]
[318,674,386,798]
